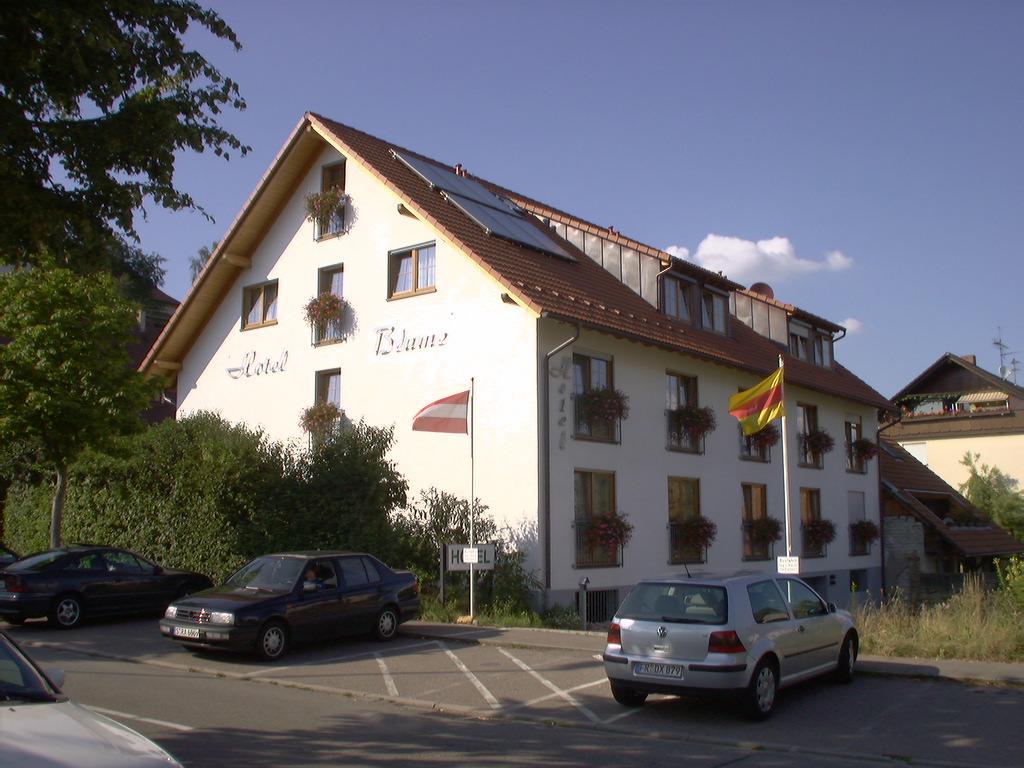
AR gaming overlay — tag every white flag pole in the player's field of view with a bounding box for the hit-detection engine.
[469,377,475,620]
[778,355,793,558]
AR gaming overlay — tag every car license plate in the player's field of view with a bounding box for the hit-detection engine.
[633,662,684,679]
[173,626,201,639]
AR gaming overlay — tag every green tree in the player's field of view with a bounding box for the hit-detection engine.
[0,264,156,547]
[189,240,218,284]
[959,453,1024,541]
[0,1,248,279]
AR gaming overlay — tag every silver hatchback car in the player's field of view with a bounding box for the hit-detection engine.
[603,572,857,718]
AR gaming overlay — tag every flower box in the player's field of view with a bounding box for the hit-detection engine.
[749,516,783,545]
[578,388,630,423]
[299,401,342,440]
[584,511,634,559]
[676,516,718,549]
[850,437,878,463]
[850,519,879,544]
[749,423,780,450]
[803,519,837,552]
[803,428,835,456]
[669,405,717,444]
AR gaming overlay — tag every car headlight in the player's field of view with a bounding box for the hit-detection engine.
[209,611,234,625]
[164,605,177,619]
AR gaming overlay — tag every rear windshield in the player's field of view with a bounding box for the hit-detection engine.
[226,556,304,592]
[617,583,728,625]
[9,551,65,572]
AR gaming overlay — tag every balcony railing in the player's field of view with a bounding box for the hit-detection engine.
[739,430,770,463]
[846,443,866,474]
[741,522,773,561]
[573,397,620,443]
[849,524,871,556]
[797,433,823,468]
[667,522,706,565]
[665,410,703,453]
[801,527,827,558]
[314,208,346,240]
[312,318,345,346]
[573,520,621,568]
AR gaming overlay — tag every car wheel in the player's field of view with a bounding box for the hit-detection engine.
[744,657,778,720]
[375,606,399,642]
[834,632,857,683]
[49,594,83,629]
[610,681,648,707]
[256,621,289,661]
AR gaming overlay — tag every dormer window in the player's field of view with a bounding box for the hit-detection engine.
[701,288,728,334]
[662,275,693,323]
[813,332,833,368]
[789,321,810,361]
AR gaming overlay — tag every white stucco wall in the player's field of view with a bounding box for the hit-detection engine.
[543,321,881,599]
[177,143,539,537]
[898,434,1024,491]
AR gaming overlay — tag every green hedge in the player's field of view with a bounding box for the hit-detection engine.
[3,412,408,582]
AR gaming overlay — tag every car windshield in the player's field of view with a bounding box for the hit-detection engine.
[225,556,304,592]
[617,583,728,625]
[0,635,60,703]
[9,551,65,572]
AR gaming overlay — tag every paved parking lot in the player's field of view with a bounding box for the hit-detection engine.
[9,617,1024,767]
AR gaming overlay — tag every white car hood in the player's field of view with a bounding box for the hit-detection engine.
[0,700,181,767]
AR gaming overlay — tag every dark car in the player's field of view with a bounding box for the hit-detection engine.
[0,545,18,570]
[0,546,212,629]
[159,551,421,661]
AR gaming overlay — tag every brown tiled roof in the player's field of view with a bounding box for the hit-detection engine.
[892,353,1024,403]
[880,438,1024,557]
[309,113,890,410]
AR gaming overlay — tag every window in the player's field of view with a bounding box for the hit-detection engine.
[747,581,790,624]
[104,551,143,573]
[315,369,341,407]
[665,372,699,451]
[777,578,827,619]
[305,559,339,589]
[573,353,616,442]
[789,321,810,361]
[797,403,821,468]
[848,491,868,556]
[316,162,346,239]
[667,477,702,564]
[574,470,617,567]
[800,488,824,557]
[63,554,104,571]
[388,243,436,298]
[360,557,381,583]
[662,276,693,322]
[742,483,771,561]
[845,415,865,473]
[242,281,279,330]
[339,557,369,588]
[813,333,833,368]
[701,289,728,334]
[314,266,345,344]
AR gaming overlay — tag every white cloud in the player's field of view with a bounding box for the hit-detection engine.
[840,318,864,334]
[663,234,853,284]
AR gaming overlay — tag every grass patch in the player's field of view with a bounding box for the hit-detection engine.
[419,597,585,631]
[854,576,1024,662]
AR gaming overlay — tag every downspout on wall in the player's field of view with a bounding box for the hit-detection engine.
[540,315,581,597]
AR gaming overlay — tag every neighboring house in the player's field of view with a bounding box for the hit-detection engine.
[879,437,1023,601]
[129,287,179,423]
[881,353,1024,490]
[141,113,890,613]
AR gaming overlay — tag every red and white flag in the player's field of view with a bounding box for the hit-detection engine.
[412,390,470,434]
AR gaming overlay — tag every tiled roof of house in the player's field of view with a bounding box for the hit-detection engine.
[309,114,890,409]
[892,353,1024,403]
[880,438,1023,557]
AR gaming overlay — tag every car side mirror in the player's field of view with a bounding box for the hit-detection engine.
[827,602,837,614]
[45,668,65,689]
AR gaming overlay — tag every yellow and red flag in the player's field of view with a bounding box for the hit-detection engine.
[729,368,784,436]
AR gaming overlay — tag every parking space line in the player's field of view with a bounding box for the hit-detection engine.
[89,706,194,732]
[437,641,501,710]
[498,648,602,724]
[240,639,439,678]
[601,707,644,726]
[374,652,399,697]
[503,678,607,714]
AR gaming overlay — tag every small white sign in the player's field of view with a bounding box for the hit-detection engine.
[462,547,479,564]
[777,556,801,574]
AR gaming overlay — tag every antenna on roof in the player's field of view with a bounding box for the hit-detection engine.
[994,328,1019,383]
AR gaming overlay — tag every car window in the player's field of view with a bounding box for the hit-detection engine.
[616,583,728,625]
[103,551,143,573]
[777,579,828,619]
[303,559,339,590]
[0,636,58,701]
[10,551,65,572]
[360,557,381,583]
[747,581,791,624]
[339,558,369,588]
[63,553,105,571]
[226,556,304,592]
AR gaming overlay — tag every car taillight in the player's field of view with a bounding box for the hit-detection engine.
[4,575,25,593]
[607,622,621,645]
[708,630,746,654]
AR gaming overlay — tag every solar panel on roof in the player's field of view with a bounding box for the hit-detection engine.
[392,150,574,262]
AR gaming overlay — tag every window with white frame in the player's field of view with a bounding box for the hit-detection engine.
[242,281,278,330]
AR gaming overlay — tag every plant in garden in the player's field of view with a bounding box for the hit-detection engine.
[959,453,1024,541]
[670,405,717,444]
[803,519,837,551]
[749,516,783,544]
[677,516,718,549]
[803,427,835,456]
[850,519,880,544]
[851,437,878,463]
[299,402,343,440]
[585,511,634,558]
[578,388,630,423]
[303,293,346,328]
[305,189,350,226]
[749,422,780,450]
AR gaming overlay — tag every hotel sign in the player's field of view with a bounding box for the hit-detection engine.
[374,326,448,356]
[227,350,289,379]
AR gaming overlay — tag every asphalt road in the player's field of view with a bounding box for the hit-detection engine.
[10,618,1024,768]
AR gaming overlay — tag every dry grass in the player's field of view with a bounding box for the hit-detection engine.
[855,575,1024,662]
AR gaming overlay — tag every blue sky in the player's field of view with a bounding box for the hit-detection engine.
[137,0,1024,397]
